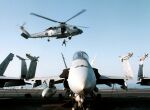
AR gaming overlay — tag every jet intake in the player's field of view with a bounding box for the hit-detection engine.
[63,79,70,89]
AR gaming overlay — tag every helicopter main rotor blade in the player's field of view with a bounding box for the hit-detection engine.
[65,9,86,23]
[74,25,88,28]
[30,12,61,23]
[67,24,88,28]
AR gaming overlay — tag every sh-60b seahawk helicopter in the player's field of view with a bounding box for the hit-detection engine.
[20,9,86,45]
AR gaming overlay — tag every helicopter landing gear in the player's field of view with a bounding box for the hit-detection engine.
[47,39,50,42]
[68,37,72,40]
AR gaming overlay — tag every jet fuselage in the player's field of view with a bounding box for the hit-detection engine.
[67,51,96,95]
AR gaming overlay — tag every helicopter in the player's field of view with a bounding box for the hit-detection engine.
[20,9,86,44]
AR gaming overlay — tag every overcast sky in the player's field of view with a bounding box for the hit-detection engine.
[0,0,150,88]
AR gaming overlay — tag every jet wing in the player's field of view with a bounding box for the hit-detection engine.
[137,78,150,85]
[54,78,64,84]
[96,75,125,87]
[0,76,25,87]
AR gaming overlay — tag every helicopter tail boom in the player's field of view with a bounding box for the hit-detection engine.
[20,26,31,39]
[21,33,29,39]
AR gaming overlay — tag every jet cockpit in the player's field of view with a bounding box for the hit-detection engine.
[73,51,89,61]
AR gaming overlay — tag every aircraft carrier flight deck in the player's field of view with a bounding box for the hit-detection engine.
[0,88,150,110]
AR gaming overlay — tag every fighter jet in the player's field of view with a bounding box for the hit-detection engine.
[0,53,25,87]
[54,51,133,109]
[17,54,56,98]
[137,53,150,85]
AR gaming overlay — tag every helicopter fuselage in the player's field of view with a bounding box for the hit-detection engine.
[44,26,83,39]
[21,9,85,42]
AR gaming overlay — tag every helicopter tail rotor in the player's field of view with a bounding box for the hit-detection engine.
[20,23,31,39]
[20,22,26,30]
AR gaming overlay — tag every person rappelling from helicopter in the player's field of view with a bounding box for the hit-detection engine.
[62,39,67,46]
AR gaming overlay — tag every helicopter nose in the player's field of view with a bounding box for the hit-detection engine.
[78,29,83,34]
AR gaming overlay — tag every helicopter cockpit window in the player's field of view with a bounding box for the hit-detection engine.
[73,51,89,61]
[73,26,77,29]
[46,27,52,30]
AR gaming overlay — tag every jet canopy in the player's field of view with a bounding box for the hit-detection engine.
[73,51,89,61]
